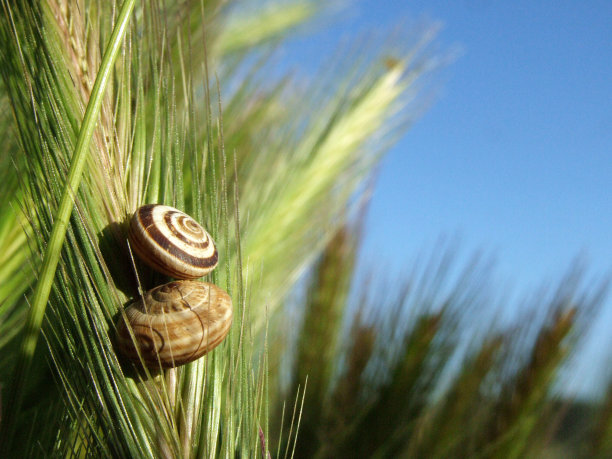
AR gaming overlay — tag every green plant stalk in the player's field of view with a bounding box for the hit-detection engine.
[4,0,136,438]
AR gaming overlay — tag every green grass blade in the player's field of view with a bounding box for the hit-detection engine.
[3,0,136,444]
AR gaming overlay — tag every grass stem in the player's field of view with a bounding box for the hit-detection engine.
[2,0,136,448]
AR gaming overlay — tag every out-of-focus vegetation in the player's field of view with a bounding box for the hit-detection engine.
[277,225,611,458]
[0,1,610,457]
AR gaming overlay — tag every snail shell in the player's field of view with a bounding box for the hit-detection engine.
[128,204,218,279]
[116,280,233,368]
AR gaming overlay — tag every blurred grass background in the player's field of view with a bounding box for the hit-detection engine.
[0,1,610,457]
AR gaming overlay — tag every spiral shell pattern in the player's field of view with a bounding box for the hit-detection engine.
[129,204,218,279]
[116,280,233,368]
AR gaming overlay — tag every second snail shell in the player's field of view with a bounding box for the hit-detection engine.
[116,280,233,368]
[128,204,218,279]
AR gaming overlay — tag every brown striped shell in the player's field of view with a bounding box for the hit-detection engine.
[129,204,218,279]
[116,280,232,368]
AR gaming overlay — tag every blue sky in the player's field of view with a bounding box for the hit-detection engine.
[283,1,612,395]
[359,1,611,286]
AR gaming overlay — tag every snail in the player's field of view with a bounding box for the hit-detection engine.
[116,280,233,368]
[128,204,218,279]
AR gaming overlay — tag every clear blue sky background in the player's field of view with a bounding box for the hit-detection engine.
[283,1,612,396]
